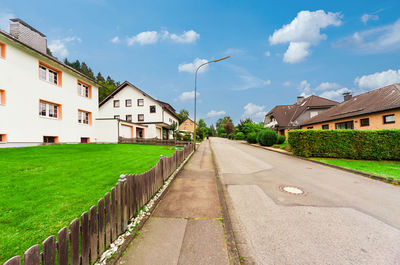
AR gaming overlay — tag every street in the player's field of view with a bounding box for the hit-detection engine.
[210,137,400,265]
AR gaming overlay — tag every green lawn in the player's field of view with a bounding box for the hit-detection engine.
[0,144,177,263]
[311,158,400,180]
[272,141,287,149]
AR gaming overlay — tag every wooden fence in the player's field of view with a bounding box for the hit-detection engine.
[118,137,191,146]
[4,143,194,265]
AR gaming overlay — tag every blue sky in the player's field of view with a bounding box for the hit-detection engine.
[1,0,400,125]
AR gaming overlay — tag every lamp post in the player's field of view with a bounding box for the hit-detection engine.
[193,56,230,150]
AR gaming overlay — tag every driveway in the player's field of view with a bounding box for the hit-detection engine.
[210,137,400,265]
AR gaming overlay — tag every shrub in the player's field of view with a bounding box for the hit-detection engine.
[288,129,400,160]
[183,134,191,141]
[246,132,257,144]
[234,132,245,140]
[228,133,235,140]
[256,129,278,146]
[277,135,286,144]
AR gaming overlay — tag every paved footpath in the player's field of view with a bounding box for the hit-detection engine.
[211,137,400,265]
[118,141,230,265]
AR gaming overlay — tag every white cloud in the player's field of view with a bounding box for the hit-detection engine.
[111,36,120,43]
[315,82,341,91]
[335,19,400,53]
[354,69,400,90]
[283,42,311,63]
[361,14,379,24]
[242,103,267,121]
[320,87,350,101]
[169,30,199,43]
[48,36,81,59]
[0,10,14,31]
[178,58,209,74]
[228,64,270,90]
[127,31,159,46]
[283,81,291,86]
[264,51,271,56]
[178,91,199,102]
[269,10,342,63]
[264,80,271,85]
[298,80,312,97]
[206,110,226,118]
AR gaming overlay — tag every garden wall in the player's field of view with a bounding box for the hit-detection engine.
[288,129,400,160]
[4,143,194,265]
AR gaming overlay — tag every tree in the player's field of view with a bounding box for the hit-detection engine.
[210,125,216,136]
[216,116,232,129]
[46,48,53,56]
[223,121,235,135]
[96,72,105,82]
[198,118,207,128]
[177,109,189,124]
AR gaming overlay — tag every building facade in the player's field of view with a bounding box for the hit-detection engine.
[0,19,100,147]
[98,81,179,140]
[300,84,400,130]
[178,118,197,134]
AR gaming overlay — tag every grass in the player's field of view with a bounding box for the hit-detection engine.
[311,158,400,180]
[0,144,177,263]
[272,141,287,149]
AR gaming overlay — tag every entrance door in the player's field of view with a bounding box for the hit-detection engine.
[162,128,169,140]
[136,128,144,139]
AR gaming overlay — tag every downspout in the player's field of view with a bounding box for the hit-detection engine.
[117,119,120,143]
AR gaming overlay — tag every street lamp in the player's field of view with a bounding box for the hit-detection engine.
[193,56,230,150]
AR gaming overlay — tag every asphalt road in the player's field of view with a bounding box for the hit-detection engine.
[210,137,400,265]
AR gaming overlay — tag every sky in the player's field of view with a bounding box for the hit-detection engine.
[1,0,400,125]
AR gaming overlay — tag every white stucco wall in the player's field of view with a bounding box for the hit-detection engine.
[95,119,119,143]
[0,35,99,144]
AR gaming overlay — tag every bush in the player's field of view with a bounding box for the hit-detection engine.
[234,132,245,140]
[256,129,278,146]
[183,134,191,141]
[288,129,400,160]
[246,132,257,144]
[228,133,235,140]
[277,135,286,144]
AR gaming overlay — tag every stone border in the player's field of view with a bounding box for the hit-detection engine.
[244,142,400,186]
[209,142,241,265]
[103,150,195,265]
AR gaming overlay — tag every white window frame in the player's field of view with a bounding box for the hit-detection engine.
[138,99,144,106]
[114,100,120,108]
[39,64,59,85]
[78,110,90,125]
[126,115,132,122]
[39,101,59,119]
[126,99,132,107]
[78,82,90,98]
[138,114,144,121]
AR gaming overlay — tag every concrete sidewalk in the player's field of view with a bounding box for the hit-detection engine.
[117,141,230,265]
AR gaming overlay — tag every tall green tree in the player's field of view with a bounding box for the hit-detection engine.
[198,118,207,128]
[177,109,189,124]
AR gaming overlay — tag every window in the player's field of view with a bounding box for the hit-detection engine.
[307,126,313,129]
[383,114,395,124]
[138,114,144,121]
[310,111,319,118]
[81,137,90,143]
[114,115,120,119]
[126,99,132,107]
[43,136,58,143]
[0,134,6,142]
[335,121,354,129]
[0,90,5,105]
[150,105,156,113]
[78,110,91,125]
[39,62,61,85]
[322,124,329,129]
[0,42,6,58]
[137,99,144,106]
[39,100,61,119]
[113,100,120,108]
[78,81,91,98]
[185,122,188,125]
[360,118,370,127]
[126,115,132,122]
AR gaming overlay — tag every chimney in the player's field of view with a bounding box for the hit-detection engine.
[9,18,47,54]
[297,96,304,104]
[343,92,352,101]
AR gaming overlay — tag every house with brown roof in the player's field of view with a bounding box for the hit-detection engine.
[264,95,339,137]
[179,118,198,134]
[300,84,400,130]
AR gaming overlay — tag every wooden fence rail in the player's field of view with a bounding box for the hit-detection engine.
[4,143,194,265]
[118,137,191,147]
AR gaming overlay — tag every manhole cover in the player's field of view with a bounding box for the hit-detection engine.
[279,185,306,195]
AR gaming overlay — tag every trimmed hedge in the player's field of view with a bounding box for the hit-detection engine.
[288,129,400,160]
[277,135,286,144]
[257,129,278,146]
[246,132,257,144]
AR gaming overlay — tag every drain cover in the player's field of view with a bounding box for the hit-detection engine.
[279,185,305,195]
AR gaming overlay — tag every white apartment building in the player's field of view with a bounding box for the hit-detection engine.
[98,81,179,140]
[0,19,100,147]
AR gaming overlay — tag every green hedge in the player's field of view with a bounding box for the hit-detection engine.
[288,129,400,160]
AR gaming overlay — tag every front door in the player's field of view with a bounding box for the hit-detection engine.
[162,128,169,140]
[136,128,144,139]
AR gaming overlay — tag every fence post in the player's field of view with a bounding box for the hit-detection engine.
[70,218,80,265]
[89,206,98,264]
[4,256,20,265]
[24,245,40,265]
[42,235,56,265]
[57,227,69,265]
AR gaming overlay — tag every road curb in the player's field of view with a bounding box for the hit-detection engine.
[244,142,400,186]
[106,149,196,265]
[209,141,241,265]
